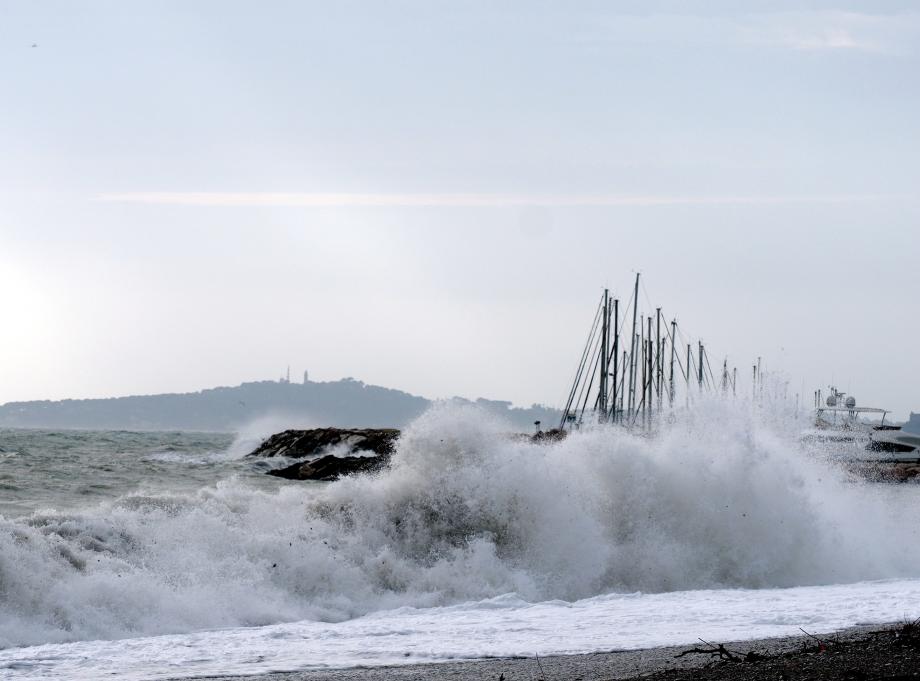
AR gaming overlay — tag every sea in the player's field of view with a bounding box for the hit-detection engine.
[1,401,920,680]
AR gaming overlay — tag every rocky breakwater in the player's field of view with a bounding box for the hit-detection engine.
[249,428,400,481]
[250,426,568,482]
[847,460,920,482]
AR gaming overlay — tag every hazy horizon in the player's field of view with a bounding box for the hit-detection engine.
[2,2,918,418]
[0,372,556,410]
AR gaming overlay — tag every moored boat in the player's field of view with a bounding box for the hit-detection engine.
[800,388,890,449]
[867,413,920,462]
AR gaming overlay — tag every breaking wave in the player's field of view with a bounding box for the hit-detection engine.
[2,402,920,648]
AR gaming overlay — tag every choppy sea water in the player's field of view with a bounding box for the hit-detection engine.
[1,402,920,680]
[0,428,266,517]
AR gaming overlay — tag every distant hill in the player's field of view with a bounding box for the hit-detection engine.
[0,378,560,432]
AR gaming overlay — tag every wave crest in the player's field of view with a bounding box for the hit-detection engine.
[1,402,919,647]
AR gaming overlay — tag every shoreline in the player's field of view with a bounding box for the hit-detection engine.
[183,622,919,681]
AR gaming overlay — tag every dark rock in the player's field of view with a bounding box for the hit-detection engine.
[250,428,400,481]
[845,460,920,483]
[249,427,400,459]
[509,428,569,444]
[254,425,568,482]
[532,428,567,443]
[890,463,920,482]
[268,452,391,481]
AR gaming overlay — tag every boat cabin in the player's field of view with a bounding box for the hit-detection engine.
[815,405,889,430]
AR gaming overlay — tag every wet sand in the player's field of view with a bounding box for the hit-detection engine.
[188,622,920,681]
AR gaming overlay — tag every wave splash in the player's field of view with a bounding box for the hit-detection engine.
[2,402,919,648]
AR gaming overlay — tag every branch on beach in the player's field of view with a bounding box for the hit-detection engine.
[798,627,835,653]
[675,638,764,663]
[533,652,549,680]
[894,618,920,650]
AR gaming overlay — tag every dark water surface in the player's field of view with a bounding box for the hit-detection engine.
[0,428,287,516]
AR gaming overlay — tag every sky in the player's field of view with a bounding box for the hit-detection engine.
[1,1,918,418]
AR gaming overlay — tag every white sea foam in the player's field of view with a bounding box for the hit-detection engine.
[3,579,920,680]
[1,401,919,652]
[225,413,323,459]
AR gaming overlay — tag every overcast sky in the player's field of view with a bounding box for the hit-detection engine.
[1,1,918,418]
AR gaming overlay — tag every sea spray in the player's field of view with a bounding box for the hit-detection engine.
[1,401,919,649]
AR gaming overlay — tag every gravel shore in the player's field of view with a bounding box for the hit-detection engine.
[187,622,920,681]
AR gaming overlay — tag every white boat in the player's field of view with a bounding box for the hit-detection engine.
[800,388,890,449]
[867,413,920,461]
[802,387,920,467]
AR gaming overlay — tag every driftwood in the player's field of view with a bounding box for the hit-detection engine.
[675,638,765,663]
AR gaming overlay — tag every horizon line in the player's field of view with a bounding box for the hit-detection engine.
[94,192,907,208]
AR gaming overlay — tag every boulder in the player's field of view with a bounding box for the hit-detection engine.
[846,460,920,482]
[248,427,400,459]
[253,426,567,482]
[268,452,390,481]
[532,427,567,443]
[248,428,400,482]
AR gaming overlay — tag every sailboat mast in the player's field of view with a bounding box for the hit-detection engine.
[655,309,662,410]
[640,317,646,425]
[647,316,653,422]
[611,298,619,422]
[599,290,609,417]
[621,350,628,414]
[698,341,704,391]
[669,319,677,404]
[660,337,666,408]
[627,273,640,420]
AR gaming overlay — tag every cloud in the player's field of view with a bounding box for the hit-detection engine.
[95,192,903,208]
[574,10,920,56]
[738,11,920,54]
[779,27,873,52]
